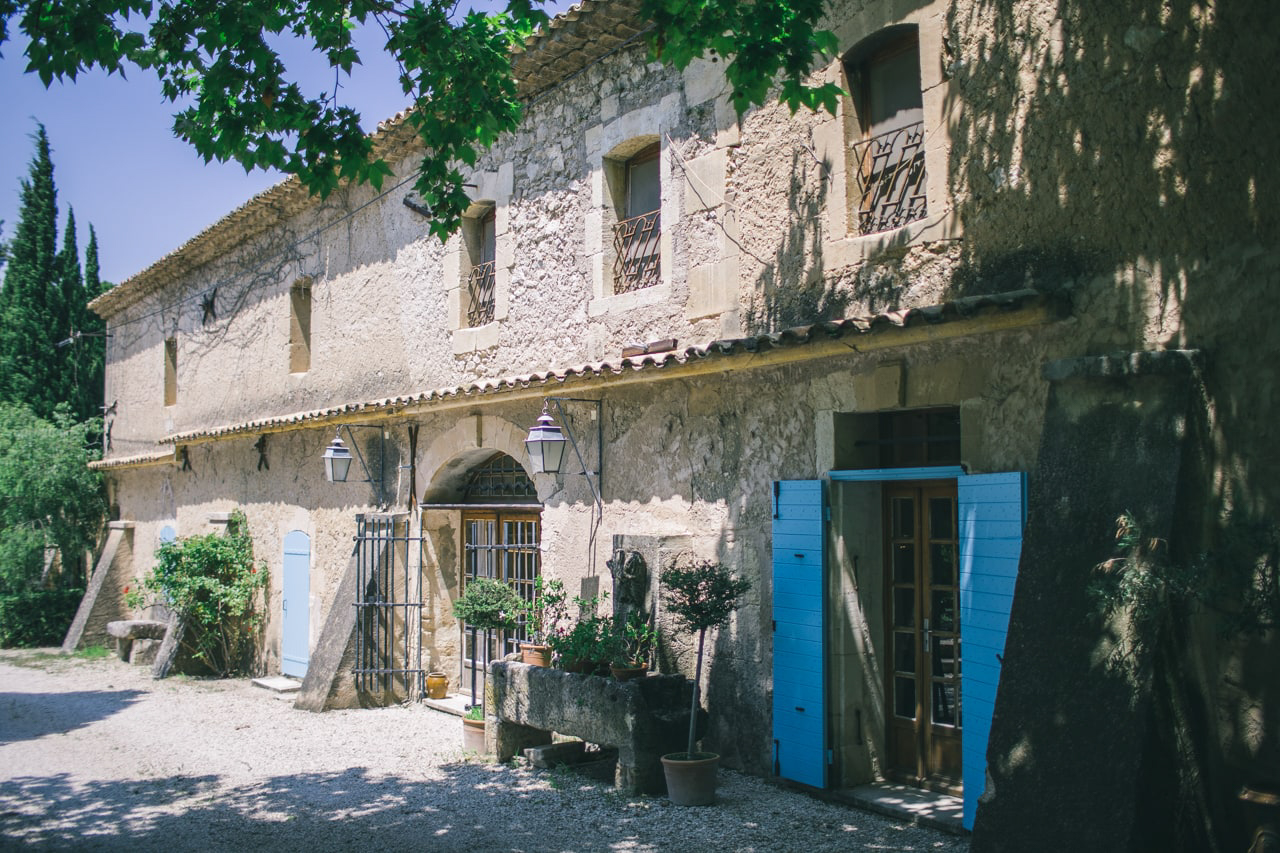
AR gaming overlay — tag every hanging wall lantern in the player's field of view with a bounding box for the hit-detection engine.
[322,430,353,483]
[524,407,567,475]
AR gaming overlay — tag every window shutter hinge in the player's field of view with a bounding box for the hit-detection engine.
[773,481,780,519]
[824,506,831,522]
[827,748,835,765]
[772,620,776,632]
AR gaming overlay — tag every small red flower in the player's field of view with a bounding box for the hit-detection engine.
[250,568,257,574]
[123,586,130,594]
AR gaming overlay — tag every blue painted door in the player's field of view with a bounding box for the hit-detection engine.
[958,472,1026,830]
[772,479,827,788]
[282,530,311,678]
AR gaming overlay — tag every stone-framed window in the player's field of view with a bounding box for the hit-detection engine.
[585,95,680,318]
[610,140,661,293]
[463,204,497,327]
[445,164,513,354]
[816,9,951,269]
[843,26,927,236]
[163,336,178,406]
[289,277,312,374]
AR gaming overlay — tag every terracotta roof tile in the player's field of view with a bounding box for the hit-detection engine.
[152,289,1057,447]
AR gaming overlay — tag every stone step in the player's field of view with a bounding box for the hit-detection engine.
[252,676,301,694]
[523,740,585,768]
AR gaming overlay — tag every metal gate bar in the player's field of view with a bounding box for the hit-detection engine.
[353,515,424,698]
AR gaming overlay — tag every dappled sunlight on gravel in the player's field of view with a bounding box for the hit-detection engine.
[0,650,967,851]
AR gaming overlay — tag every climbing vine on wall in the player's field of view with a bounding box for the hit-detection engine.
[127,510,268,677]
[1090,511,1280,658]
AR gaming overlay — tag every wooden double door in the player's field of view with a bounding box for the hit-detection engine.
[884,482,962,792]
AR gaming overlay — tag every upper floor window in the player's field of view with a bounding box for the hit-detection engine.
[612,142,661,293]
[163,336,178,406]
[464,205,496,327]
[845,29,927,235]
[289,278,312,374]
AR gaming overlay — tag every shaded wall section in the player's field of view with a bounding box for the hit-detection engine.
[972,351,1201,851]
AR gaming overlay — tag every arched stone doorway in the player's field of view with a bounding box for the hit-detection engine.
[421,449,542,704]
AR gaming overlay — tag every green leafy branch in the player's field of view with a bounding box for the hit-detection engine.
[5,0,841,237]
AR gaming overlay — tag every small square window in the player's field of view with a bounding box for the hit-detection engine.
[289,279,312,374]
[163,336,177,406]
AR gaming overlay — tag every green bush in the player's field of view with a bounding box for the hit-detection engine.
[126,510,267,676]
[452,577,522,631]
[0,404,106,593]
[0,587,84,647]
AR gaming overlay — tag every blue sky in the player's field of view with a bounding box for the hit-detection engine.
[0,3,571,285]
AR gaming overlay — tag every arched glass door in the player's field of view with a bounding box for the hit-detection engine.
[457,453,541,698]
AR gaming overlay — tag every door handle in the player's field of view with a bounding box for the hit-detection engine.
[923,617,931,653]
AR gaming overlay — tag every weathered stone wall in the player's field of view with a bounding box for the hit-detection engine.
[91,0,1277,841]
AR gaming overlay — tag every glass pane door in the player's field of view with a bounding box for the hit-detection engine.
[884,482,962,792]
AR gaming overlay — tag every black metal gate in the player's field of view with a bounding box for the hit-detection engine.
[353,515,424,698]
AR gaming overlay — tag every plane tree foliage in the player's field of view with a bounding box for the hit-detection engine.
[0,0,841,238]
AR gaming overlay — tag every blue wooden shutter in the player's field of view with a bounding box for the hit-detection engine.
[282,530,311,678]
[958,472,1026,830]
[771,479,827,788]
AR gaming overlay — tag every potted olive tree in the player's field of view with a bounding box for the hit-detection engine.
[609,611,659,681]
[519,576,567,667]
[659,558,751,806]
[452,577,522,750]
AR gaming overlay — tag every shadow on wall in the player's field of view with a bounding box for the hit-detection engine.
[944,0,1279,848]
[744,149,847,333]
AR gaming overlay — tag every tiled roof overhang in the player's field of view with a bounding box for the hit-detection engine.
[154,289,1065,447]
[88,449,177,471]
[88,0,648,321]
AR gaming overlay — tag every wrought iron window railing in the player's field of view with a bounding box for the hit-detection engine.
[612,209,661,293]
[466,260,496,327]
[852,120,927,235]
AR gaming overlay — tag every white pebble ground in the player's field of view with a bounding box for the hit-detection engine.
[0,650,968,852]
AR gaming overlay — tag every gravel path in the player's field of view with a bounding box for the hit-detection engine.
[0,650,968,852]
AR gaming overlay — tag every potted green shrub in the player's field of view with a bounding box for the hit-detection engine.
[609,611,659,681]
[547,590,611,675]
[659,558,751,806]
[461,704,486,752]
[519,576,567,667]
[451,576,522,726]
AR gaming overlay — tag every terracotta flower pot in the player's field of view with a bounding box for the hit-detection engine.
[521,643,551,667]
[462,716,486,752]
[661,752,720,806]
[426,671,449,699]
[609,663,647,682]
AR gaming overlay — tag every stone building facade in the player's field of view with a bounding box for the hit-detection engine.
[75,0,1278,848]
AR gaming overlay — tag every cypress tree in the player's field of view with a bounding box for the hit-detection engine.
[77,225,107,420]
[0,125,60,419]
[55,208,81,412]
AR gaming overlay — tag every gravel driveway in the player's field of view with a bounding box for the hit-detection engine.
[0,650,968,852]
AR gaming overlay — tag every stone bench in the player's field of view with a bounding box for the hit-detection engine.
[106,620,168,665]
[488,661,705,795]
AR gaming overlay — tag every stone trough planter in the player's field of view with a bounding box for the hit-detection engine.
[488,661,705,795]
